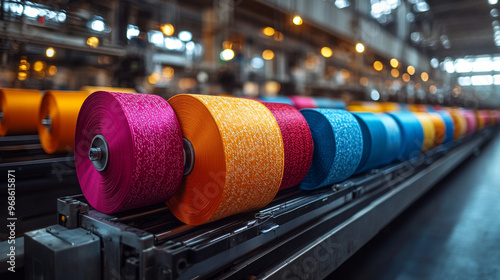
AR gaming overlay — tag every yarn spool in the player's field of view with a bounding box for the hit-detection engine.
[299,109,363,190]
[261,102,313,190]
[166,94,284,225]
[414,113,436,152]
[0,89,42,136]
[38,90,90,154]
[74,91,184,213]
[352,112,387,174]
[290,96,317,110]
[386,112,424,160]
[377,113,402,165]
[435,111,455,144]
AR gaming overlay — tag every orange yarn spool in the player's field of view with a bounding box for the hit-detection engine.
[475,111,485,130]
[0,89,42,136]
[446,109,467,139]
[347,102,384,113]
[428,113,446,145]
[80,86,136,94]
[166,94,284,225]
[415,113,436,152]
[38,91,90,154]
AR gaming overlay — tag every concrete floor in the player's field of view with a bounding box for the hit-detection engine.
[330,132,500,280]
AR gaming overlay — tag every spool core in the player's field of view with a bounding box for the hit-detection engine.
[41,115,52,131]
[89,134,109,171]
[183,138,195,176]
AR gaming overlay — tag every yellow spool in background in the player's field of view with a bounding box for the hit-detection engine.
[408,104,428,113]
[38,91,90,154]
[475,111,485,131]
[347,101,384,113]
[415,113,436,152]
[428,113,446,145]
[0,89,42,136]
[167,94,284,225]
[446,109,467,139]
[80,86,136,94]
[380,102,400,112]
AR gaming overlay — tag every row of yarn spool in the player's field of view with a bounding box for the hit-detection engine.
[0,87,136,154]
[74,91,500,225]
[258,95,346,110]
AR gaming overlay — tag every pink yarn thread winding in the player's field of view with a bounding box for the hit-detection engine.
[461,110,477,135]
[75,91,184,213]
[261,102,314,190]
[290,96,317,110]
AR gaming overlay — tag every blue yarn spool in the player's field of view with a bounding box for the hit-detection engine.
[435,110,455,144]
[299,109,363,190]
[313,97,346,109]
[352,112,387,174]
[259,96,294,106]
[386,111,424,161]
[378,113,402,165]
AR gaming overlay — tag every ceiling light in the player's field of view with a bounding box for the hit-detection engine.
[220,49,235,61]
[292,16,303,25]
[161,24,175,36]
[390,58,399,68]
[90,19,105,32]
[430,58,439,68]
[334,0,350,9]
[489,0,498,5]
[414,1,430,13]
[178,31,192,42]
[491,8,499,17]
[355,43,365,53]
[321,47,333,58]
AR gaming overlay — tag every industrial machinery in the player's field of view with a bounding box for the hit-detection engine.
[17,128,497,279]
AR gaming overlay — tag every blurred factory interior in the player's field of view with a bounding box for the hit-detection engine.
[1,0,500,279]
[2,0,500,108]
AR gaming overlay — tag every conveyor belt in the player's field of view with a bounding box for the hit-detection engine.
[18,128,496,280]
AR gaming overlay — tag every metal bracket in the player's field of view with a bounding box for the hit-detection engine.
[57,196,89,229]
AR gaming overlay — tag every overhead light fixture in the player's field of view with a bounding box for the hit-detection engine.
[335,0,350,9]
[161,23,175,36]
[489,0,498,5]
[127,25,140,39]
[46,47,55,58]
[370,89,380,101]
[262,49,275,60]
[421,72,429,82]
[391,69,400,78]
[407,65,415,75]
[263,27,275,36]
[373,61,383,71]
[414,1,430,13]
[355,43,365,53]
[402,73,410,82]
[292,15,303,25]
[430,58,439,68]
[220,49,235,61]
[90,18,105,32]
[390,58,399,68]
[321,47,333,58]
[491,8,499,17]
[178,31,192,42]
[250,57,265,69]
[87,37,99,48]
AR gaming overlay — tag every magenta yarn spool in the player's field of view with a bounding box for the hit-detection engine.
[461,110,477,135]
[481,111,491,127]
[74,91,184,213]
[261,102,314,190]
[290,96,317,110]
